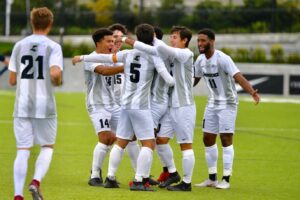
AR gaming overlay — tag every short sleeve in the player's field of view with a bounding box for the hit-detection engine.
[220,55,240,77]
[84,62,98,72]
[49,43,63,70]
[8,43,20,72]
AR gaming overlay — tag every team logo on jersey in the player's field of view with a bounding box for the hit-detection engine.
[30,45,38,52]
[134,55,140,61]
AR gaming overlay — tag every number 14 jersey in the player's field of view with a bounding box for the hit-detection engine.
[8,34,63,118]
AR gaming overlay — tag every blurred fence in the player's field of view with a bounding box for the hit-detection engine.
[1,8,300,35]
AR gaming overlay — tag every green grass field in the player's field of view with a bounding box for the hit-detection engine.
[1,91,300,200]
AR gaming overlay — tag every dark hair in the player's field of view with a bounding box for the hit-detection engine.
[154,26,163,40]
[198,29,215,40]
[135,24,154,45]
[170,26,192,47]
[108,23,127,35]
[92,28,113,46]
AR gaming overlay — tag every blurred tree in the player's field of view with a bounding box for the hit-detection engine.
[86,0,114,26]
[157,0,185,28]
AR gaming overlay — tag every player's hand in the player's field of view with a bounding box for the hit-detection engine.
[72,56,82,65]
[251,89,260,105]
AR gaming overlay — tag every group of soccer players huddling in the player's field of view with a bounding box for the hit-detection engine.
[10,7,260,200]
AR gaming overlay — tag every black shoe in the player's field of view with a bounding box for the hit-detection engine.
[167,181,192,191]
[148,176,159,186]
[88,169,103,187]
[130,181,155,191]
[104,177,120,188]
[159,173,181,188]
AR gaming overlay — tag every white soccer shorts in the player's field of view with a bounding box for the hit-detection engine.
[202,106,237,134]
[116,109,155,141]
[89,105,121,134]
[14,117,57,148]
[158,105,196,144]
[151,100,168,128]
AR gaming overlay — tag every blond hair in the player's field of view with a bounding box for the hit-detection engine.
[30,7,53,31]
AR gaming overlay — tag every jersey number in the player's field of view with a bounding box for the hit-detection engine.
[99,119,110,128]
[105,74,122,86]
[21,55,44,79]
[130,63,141,83]
[208,79,217,89]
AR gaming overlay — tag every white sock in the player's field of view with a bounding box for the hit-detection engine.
[33,147,53,182]
[126,141,140,172]
[156,144,176,173]
[135,147,153,182]
[91,142,110,178]
[182,149,195,184]
[223,145,234,176]
[107,145,124,177]
[14,150,30,196]
[205,144,218,174]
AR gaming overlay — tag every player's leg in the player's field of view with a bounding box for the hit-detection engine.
[167,105,196,192]
[129,109,156,191]
[216,106,237,189]
[104,109,132,188]
[194,106,219,187]
[13,118,33,200]
[29,118,57,200]
[89,110,115,186]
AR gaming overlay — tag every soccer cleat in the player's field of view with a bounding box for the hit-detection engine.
[157,171,170,183]
[148,176,159,186]
[130,181,155,191]
[104,177,120,188]
[88,170,103,187]
[216,179,230,189]
[29,181,43,200]
[166,181,192,191]
[159,173,181,188]
[194,179,218,187]
[14,195,24,200]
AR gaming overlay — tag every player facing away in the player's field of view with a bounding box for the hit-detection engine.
[193,29,260,189]
[72,24,174,191]
[108,24,141,173]
[8,7,63,200]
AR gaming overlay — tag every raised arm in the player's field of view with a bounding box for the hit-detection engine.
[72,53,116,65]
[234,72,260,105]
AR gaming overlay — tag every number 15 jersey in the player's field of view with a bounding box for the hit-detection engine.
[9,34,63,118]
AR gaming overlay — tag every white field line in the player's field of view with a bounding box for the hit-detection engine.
[239,97,300,104]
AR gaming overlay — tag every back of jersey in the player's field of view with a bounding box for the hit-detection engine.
[119,49,156,109]
[9,34,63,118]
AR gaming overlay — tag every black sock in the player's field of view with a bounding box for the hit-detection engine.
[209,173,217,181]
[222,176,230,182]
[163,167,168,172]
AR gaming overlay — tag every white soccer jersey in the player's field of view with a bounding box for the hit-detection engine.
[83,49,171,109]
[194,50,240,108]
[8,34,63,118]
[156,42,194,107]
[84,51,116,113]
[113,62,124,106]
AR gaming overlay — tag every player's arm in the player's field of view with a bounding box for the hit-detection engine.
[9,71,16,86]
[72,53,117,65]
[50,65,62,86]
[234,72,260,105]
[154,57,175,86]
[193,56,202,87]
[94,65,124,76]
[122,36,158,56]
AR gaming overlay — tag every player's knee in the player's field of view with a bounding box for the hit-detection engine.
[220,133,233,147]
[98,131,114,145]
[156,137,169,145]
[203,133,216,146]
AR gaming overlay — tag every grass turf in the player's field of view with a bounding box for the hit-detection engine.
[0,91,299,199]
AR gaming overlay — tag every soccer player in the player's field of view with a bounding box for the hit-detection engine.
[8,7,63,200]
[0,53,9,76]
[193,29,260,189]
[123,26,196,191]
[72,23,174,191]
[108,24,141,173]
